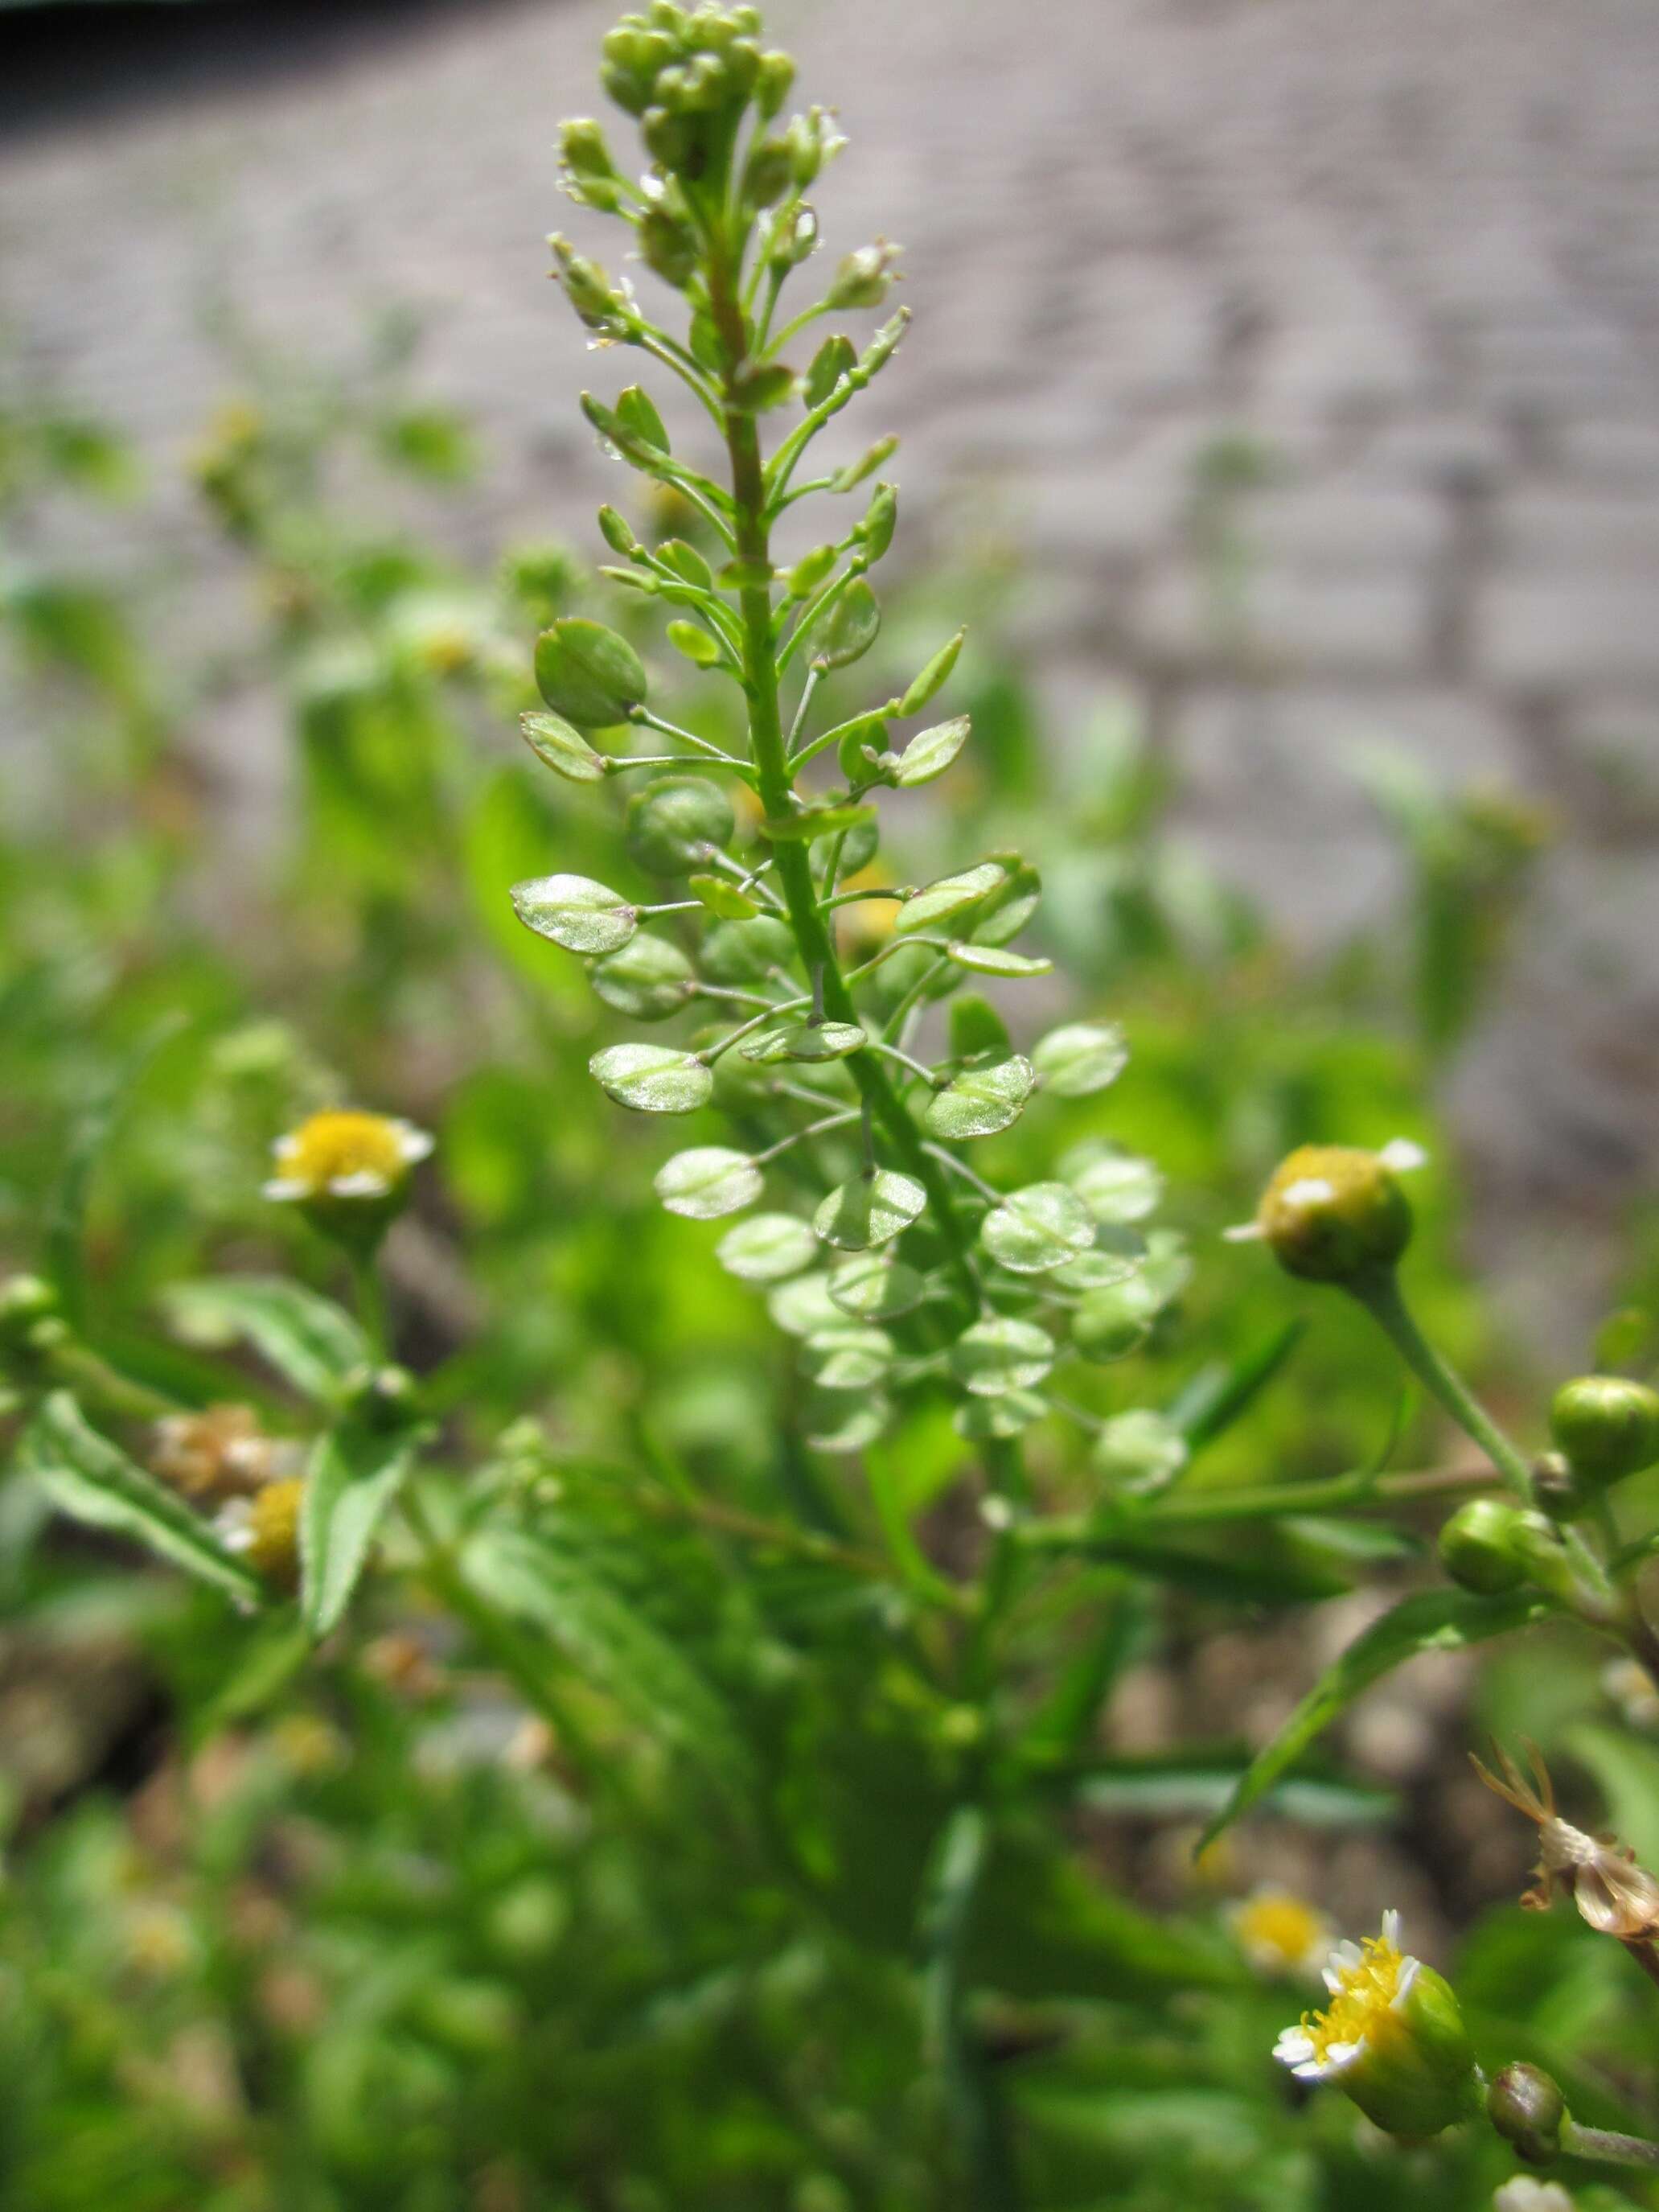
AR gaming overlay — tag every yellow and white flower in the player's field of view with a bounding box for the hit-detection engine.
[1274,1910,1477,2138]
[1228,1889,1334,1980]
[264,1110,433,1207]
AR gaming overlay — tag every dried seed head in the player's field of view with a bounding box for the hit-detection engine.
[1472,1740,1659,1939]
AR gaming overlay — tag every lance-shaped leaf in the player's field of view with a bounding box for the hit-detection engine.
[589,1043,713,1115]
[462,1527,752,1800]
[1033,1021,1128,1099]
[300,1419,419,1639]
[163,1277,368,1401]
[20,1392,262,1605]
[893,714,970,788]
[519,709,606,783]
[981,1182,1097,1274]
[512,873,639,956]
[717,1211,819,1283]
[925,1056,1035,1141]
[534,616,647,727]
[1198,1585,1554,1851]
[654,1146,762,1220]
[688,872,757,920]
[815,1170,926,1250]
[894,861,1004,936]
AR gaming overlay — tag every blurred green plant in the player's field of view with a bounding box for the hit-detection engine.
[2,9,1657,2210]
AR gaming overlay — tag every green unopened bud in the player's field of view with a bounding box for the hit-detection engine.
[1439,1498,1532,1594]
[1489,2063,1566,2166]
[825,241,902,310]
[1242,1141,1423,1285]
[560,117,617,181]
[755,48,795,117]
[597,505,639,557]
[638,205,698,289]
[767,203,819,273]
[1532,1449,1593,1522]
[1274,1912,1478,2140]
[742,136,795,208]
[641,104,700,171]
[0,1275,61,1351]
[1550,1375,1659,1489]
[340,1363,421,1430]
[600,27,675,115]
[549,236,626,333]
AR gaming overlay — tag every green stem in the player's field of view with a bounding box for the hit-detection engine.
[345,1246,389,1361]
[1349,1271,1535,1502]
[917,1804,1024,2212]
[704,241,979,1318]
[1561,2117,1659,2172]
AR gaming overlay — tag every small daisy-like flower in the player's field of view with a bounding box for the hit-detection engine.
[1226,1140,1427,1284]
[220,1475,306,1588]
[150,1404,290,1503]
[1472,1739,1659,1939]
[264,1110,433,1207]
[1228,1889,1335,1980]
[1274,1910,1477,2138]
[1493,2181,1575,2212]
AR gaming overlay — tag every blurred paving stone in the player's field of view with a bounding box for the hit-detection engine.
[4,0,1659,1342]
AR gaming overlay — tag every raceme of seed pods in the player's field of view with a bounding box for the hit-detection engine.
[515,4,1172,1469]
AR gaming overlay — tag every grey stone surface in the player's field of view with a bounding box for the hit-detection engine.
[3,0,1659,1341]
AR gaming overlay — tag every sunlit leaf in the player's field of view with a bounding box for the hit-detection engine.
[511,873,639,956]
[655,1147,762,1220]
[589,1044,712,1114]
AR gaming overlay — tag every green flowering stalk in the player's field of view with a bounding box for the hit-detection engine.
[517,0,1162,1474]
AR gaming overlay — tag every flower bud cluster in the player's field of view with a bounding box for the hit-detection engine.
[598,5,795,183]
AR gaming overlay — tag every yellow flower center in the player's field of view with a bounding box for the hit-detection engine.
[277,1112,409,1194]
[1235,1892,1326,1967]
[1300,1930,1406,2062]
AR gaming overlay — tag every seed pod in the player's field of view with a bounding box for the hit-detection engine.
[639,205,699,289]
[560,117,618,182]
[858,481,897,561]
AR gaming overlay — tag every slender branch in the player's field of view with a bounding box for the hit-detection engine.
[1349,1272,1536,1502]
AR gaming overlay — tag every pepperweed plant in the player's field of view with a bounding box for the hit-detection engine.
[9,6,1659,2208]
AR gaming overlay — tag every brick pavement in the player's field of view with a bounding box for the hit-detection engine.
[3,0,1658,1339]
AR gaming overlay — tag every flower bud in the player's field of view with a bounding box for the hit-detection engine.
[1549,1375,1659,1489]
[1438,1498,1531,1595]
[1531,1449,1593,1522]
[597,504,639,557]
[1274,1911,1478,2140]
[600,27,675,115]
[1488,2063,1566,2165]
[560,117,617,181]
[641,102,700,173]
[340,1363,421,1431]
[825,241,901,310]
[637,205,698,289]
[755,48,795,117]
[767,203,819,273]
[784,111,824,187]
[1249,1145,1415,1285]
[0,1274,60,1353]
[548,236,627,334]
[742,136,795,209]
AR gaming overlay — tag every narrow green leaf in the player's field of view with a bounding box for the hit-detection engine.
[461,1527,752,1799]
[898,630,965,718]
[300,1421,417,1639]
[947,942,1052,979]
[20,1392,262,1605]
[1198,1586,1553,1850]
[163,1277,368,1401]
[895,861,1004,936]
[616,384,668,451]
[688,872,757,920]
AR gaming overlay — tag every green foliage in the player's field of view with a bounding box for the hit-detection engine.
[2,7,1657,2209]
